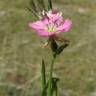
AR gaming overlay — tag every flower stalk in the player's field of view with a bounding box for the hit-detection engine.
[48,54,56,96]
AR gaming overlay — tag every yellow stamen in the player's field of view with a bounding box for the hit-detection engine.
[47,24,56,33]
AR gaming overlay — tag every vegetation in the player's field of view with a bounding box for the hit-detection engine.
[0,0,96,96]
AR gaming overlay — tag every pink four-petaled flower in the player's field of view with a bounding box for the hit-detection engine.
[29,10,72,37]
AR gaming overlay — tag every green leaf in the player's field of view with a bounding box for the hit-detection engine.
[42,82,49,96]
[41,59,47,96]
[48,0,52,10]
[56,43,69,55]
[51,77,59,96]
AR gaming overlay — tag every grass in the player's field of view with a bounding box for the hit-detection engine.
[0,0,96,96]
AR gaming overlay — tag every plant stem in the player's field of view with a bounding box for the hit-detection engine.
[48,55,56,96]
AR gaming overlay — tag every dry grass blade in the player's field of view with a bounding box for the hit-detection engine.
[29,0,37,12]
[37,0,46,10]
[27,6,38,18]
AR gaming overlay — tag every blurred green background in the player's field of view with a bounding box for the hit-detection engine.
[0,0,96,96]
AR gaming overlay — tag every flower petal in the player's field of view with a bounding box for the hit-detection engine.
[56,19,72,33]
[37,30,55,37]
[28,20,45,30]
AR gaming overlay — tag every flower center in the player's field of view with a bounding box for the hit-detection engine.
[45,24,56,33]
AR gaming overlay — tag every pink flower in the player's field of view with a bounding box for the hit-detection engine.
[28,10,72,37]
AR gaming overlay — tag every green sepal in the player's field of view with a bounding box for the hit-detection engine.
[56,43,69,55]
[50,39,58,54]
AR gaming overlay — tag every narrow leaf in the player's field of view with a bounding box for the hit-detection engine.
[51,77,59,96]
[48,0,52,10]
[41,59,46,96]
[42,82,49,96]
